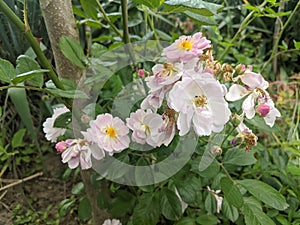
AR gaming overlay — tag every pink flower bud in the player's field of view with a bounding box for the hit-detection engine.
[256,103,270,117]
[81,114,90,123]
[55,141,67,153]
[138,69,145,77]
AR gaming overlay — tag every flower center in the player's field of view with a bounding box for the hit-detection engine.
[105,126,117,138]
[193,95,207,108]
[142,124,151,136]
[178,38,193,50]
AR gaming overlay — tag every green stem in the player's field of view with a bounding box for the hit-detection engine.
[0,0,64,90]
[96,0,123,39]
[219,1,268,61]
[121,0,130,44]
[261,0,300,73]
[0,85,44,92]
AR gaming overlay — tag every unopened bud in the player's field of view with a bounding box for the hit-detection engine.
[256,103,270,117]
[81,114,90,123]
[138,69,145,77]
[55,141,67,153]
[231,114,243,127]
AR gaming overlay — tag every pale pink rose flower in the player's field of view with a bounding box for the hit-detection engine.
[102,219,122,225]
[168,73,231,136]
[258,99,281,127]
[84,113,130,155]
[43,106,70,142]
[152,109,176,147]
[126,109,163,147]
[226,70,280,127]
[162,32,211,63]
[141,87,168,111]
[146,62,183,92]
[60,139,93,170]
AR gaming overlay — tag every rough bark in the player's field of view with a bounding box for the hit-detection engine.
[39,0,83,82]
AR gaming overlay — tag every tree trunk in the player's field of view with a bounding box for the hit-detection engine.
[39,1,110,224]
[39,0,83,82]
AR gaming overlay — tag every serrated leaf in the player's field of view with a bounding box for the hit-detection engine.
[160,188,182,221]
[12,128,26,148]
[163,0,223,16]
[132,193,160,225]
[0,58,16,83]
[71,182,84,195]
[53,111,72,128]
[237,179,289,210]
[221,177,243,208]
[196,214,218,225]
[132,0,162,8]
[16,55,44,87]
[223,148,257,166]
[46,88,89,99]
[59,36,87,68]
[243,197,276,225]
[175,217,195,225]
[222,198,239,222]
[78,197,92,221]
[11,69,48,84]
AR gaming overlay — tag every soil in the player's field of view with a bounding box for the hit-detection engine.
[0,152,83,225]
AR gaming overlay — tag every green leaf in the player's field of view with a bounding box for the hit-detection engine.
[221,177,243,208]
[58,199,75,216]
[53,111,72,128]
[109,190,136,217]
[293,40,300,49]
[132,0,162,8]
[243,197,276,225]
[71,182,84,195]
[184,11,216,25]
[11,69,48,84]
[160,188,182,221]
[237,179,289,210]
[0,58,16,83]
[16,55,44,87]
[46,88,89,99]
[175,217,195,225]
[78,197,92,221]
[163,0,223,16]
[12,128,26,148]
[132,193,160,225]
[223,148,257,166]
[80,0,98,19]
[175,180,197,204]
[244,5,260,12]
[59,36,87,68]
[196,214,218,225]
[222,198,239,222]
[8,88,38,146]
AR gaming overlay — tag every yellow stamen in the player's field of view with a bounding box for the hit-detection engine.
[142,124,150,136]
[106,126,117,138]
[193,95,207,108]
[178,38,193,50]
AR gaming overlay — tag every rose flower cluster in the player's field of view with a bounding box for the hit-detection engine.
[43,32,280,169]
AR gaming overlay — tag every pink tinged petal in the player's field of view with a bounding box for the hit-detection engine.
[192,109,213,136]
[80,149,92,170]
[90,144,105,160]
[68,158,80,169]
[242,94,256,119]
[256,103,270,117]
[264,106,281,127]
[61,147,78,163]
[240,71,269,90]
[177,111,193,136]
[226,84,249,101]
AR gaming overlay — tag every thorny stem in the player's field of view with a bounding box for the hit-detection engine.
[0,0,65,91]
[96,0,123,39]
[261,0,300,73]
[219,1,268,61]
